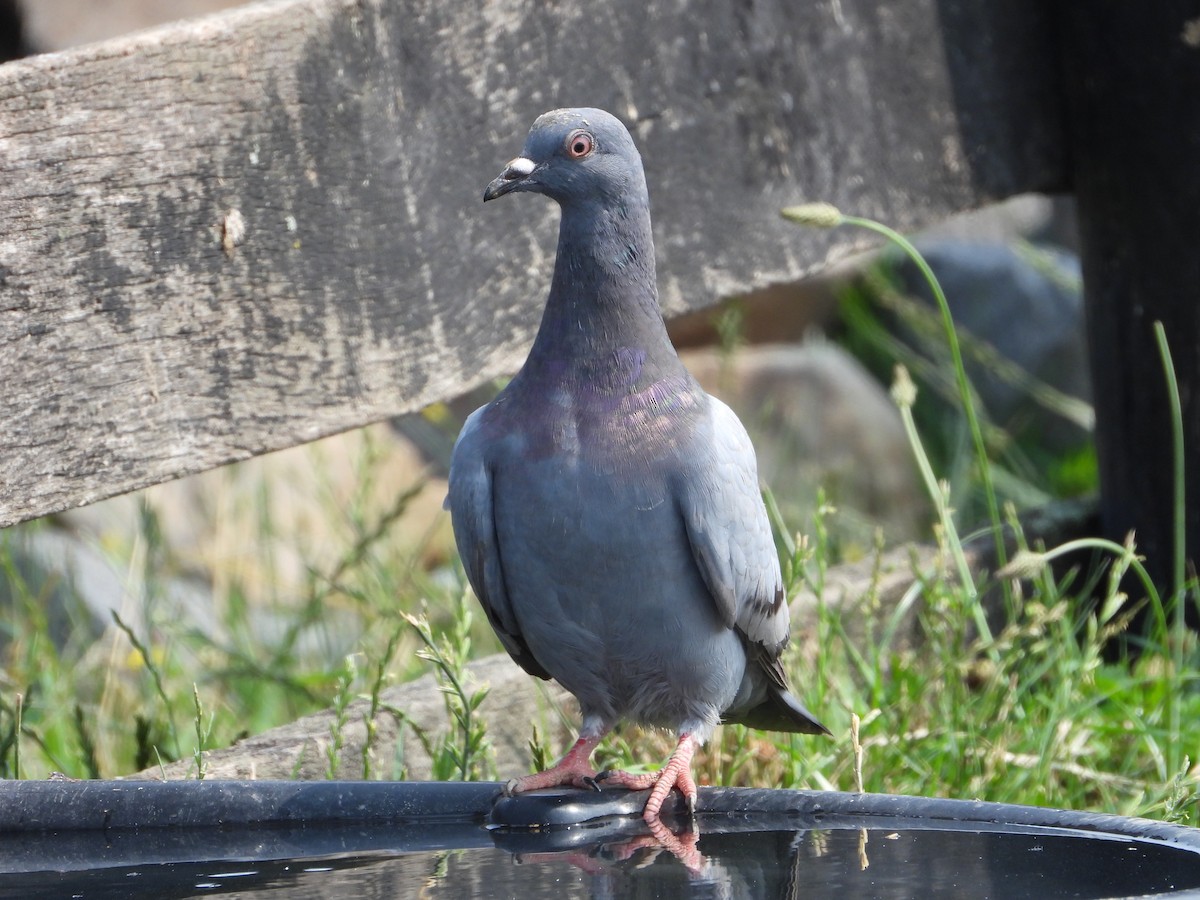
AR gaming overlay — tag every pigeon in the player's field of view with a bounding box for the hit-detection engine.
[448,108,828,823]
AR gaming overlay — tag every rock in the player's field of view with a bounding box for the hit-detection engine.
[4,422,451,659]
[891,238,1091,455]
[919,194,1079,252]
[0,518,213,652]
[123,493,1101,784]
[115,543,973,784]
[128,653,572,781]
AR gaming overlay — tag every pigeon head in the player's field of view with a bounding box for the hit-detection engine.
[483,108,647,207]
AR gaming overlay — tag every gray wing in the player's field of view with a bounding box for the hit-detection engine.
[676,397,828,734]
[446,407,551,680]
[675,397,789,659]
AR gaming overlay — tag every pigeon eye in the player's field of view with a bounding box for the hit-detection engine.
[566,130,594,159]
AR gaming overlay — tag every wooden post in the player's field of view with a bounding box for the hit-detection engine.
[1057,2,1200,598]
[0,0,1064,528]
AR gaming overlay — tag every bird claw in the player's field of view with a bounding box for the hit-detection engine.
[644,816,707,875]
[503,778,521,797]
[581,776,603,793]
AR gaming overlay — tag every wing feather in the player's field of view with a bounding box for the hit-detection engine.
[676,398,789,658]
[676,398,828,735]
[447,408,550,680]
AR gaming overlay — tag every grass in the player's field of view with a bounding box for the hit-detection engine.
[0,218,1196,827]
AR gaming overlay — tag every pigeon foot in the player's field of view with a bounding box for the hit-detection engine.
[518,824,707,876]
[505,734,603,795]
[599,733,698,820]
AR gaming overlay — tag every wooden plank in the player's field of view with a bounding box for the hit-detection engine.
[0,0,1065,527]
[1057,2,1200,597]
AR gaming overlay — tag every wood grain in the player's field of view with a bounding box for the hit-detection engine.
[0,0,1063,526]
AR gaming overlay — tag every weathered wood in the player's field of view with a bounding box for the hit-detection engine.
[1057,2,1200,596]
[0,0,1064,527]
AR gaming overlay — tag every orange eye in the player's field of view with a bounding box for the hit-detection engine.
[566,130,594,159]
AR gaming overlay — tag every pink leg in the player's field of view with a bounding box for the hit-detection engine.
[520,826,705,876]
[601,733,699,820]
[645,815,706,873]
[505,734,603,795]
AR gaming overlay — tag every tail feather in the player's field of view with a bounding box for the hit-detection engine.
[726,686,831,736]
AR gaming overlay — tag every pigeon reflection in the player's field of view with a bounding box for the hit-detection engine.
[495,816,815,899]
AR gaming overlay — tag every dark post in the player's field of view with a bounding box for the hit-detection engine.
[1057,2,1200,601]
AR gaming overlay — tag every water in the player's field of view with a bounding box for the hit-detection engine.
[1,783,1198,899]
[3,817,1200,898]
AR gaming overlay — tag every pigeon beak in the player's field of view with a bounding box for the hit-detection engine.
[484,157,536,202]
